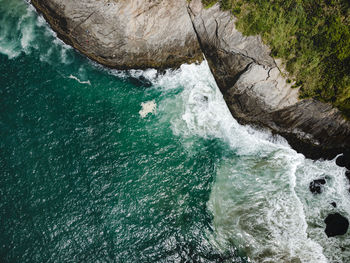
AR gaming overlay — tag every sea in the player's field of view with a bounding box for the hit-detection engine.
[0,0,349,262]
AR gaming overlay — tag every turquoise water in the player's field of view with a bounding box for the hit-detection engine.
[1,1,350,262]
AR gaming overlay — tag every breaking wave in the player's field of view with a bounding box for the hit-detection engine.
[0,0,72,64]
[128,61,350,262]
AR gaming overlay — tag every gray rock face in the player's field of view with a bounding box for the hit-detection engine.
[188,0,350,159]
[271,100,350,158]
[31,0,350,159]
[31,0,203,69]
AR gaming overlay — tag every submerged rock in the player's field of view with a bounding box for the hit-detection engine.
[345,170,350,181]
[324,213,349,237]
[336,155,346,167]
[309,178,326,194]
[336,153,350,170]
[330,202,337,208]
[193,94,209,104]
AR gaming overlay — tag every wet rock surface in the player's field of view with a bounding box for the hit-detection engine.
[336,153,350,170]
[309,178,326,194]
[324,213,349,237]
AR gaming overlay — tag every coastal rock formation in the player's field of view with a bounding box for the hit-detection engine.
[187,0,350,159]
[30,0,202,69]
[324,213,349,237]
[336,153,350,170]
[30,0,350,160]
[309,178,326,194]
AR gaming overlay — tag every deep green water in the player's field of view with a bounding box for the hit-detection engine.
[1,1,350,262]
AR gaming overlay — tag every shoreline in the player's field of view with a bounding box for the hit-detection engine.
[29,0,350,161]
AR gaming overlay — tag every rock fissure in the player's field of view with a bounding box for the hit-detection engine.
[73,11,96,32]
[266,68,272,81]
[229,61,254,91]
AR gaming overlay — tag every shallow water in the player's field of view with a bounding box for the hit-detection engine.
[0,1,349,262]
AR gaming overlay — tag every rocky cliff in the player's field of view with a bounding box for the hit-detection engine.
[30,0,350,160]
[30,0,202,69]
[187,0,350,159]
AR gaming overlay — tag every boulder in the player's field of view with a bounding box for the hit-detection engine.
[309,178,326,194]
[336,153,350,169]
[324,213,349,237]
[336,155,346,167]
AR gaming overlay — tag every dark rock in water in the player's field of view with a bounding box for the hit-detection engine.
[324,213,349,237]
[194,94,209,104]
[128,76,153,88]
[331,202,337,208]
[345,170,350,181]
[336,153,350,169]
[316,178,326,184]
[336,155,346,167]
[309,178,326,194]
[198,95,208,103]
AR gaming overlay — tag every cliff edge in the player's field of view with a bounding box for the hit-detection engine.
[30,0,350,160]
[30,0,203,69]
[187,0,350,159]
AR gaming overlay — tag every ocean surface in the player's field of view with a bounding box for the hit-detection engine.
[1,1,349,262]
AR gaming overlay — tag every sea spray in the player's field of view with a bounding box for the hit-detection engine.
[137,61,350,262]
[0,0,72,64]
[68,75,92,86]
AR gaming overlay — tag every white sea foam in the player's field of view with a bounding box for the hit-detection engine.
[129,68,158,81]
[18,11,35,53]
[39,47,53,63]
[140,60,350,262]
[139,100,157,118]
[0,2,36,59]
[68,75,91,85]
[0,43,21,59]
[0,1,72,64]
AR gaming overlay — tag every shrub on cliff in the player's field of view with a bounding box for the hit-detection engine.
[204,0,350,118]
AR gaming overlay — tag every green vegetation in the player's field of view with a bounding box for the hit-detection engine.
[203,0,350,117]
